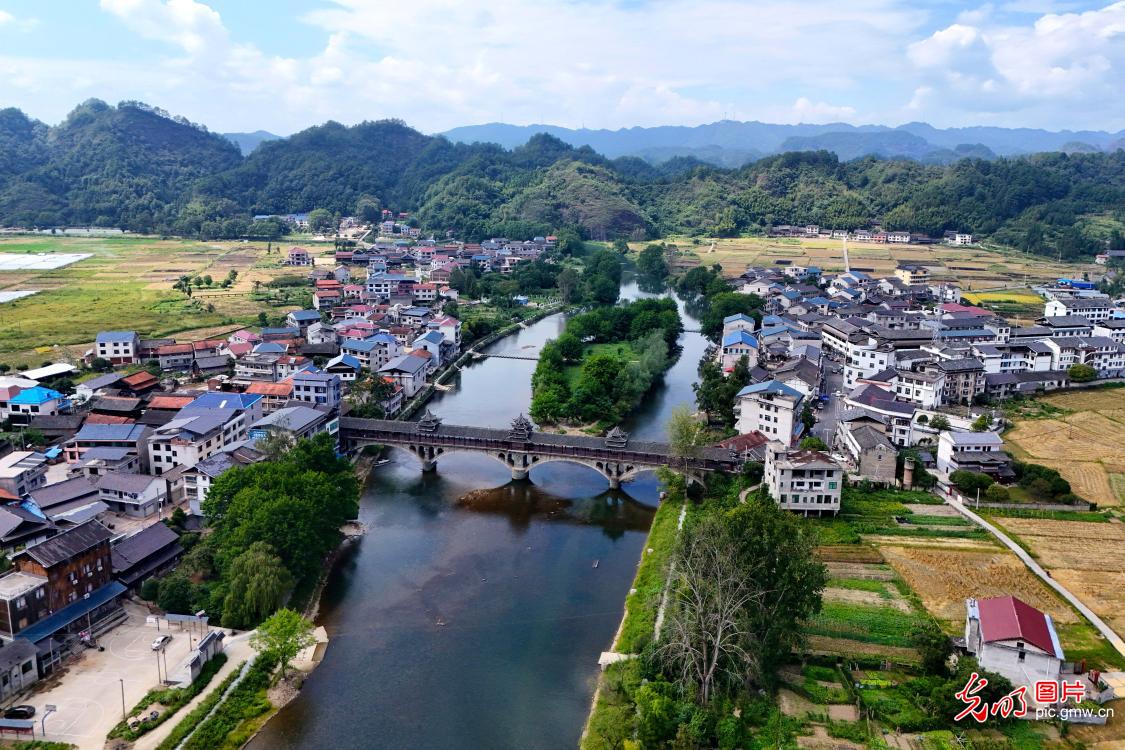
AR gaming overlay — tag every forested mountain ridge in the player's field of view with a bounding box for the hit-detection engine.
[1,100,1124,261]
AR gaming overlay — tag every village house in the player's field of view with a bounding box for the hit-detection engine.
[94,331,140,365]
[64,422,150,464]
[291,370,342,409]
[249,405,338,447]
[0,451,49,500]
[286,246,313,266]
[735,381,804,444]
[110,522,183,591]
[95,472,167,518]
[764,443,843,515]
[936,430,1014,481]
[965,596,1063,690]
[378,353,430,398]
[1,521,124,672]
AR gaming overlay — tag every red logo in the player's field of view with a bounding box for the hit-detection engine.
[954,672,1029,722]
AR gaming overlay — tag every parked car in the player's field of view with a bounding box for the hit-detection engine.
[151,635,172,651]
[4,705,35,719]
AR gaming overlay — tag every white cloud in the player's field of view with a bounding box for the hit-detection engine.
[99,0,227,56]
[908,1,1125,124]
[3,0,1123,134]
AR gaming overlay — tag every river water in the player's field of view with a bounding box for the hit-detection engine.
[251,277,706,750]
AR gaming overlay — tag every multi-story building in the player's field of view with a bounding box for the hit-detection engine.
[95,473,167,518]
[1043,296,1113,322]
[94,331,140,365]
[735,381,803,444]
[64,423,150,464]
[291,370,342,409]
[764,443,843,515]
[6,386,69,427]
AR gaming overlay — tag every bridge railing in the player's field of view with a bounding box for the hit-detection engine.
[340,424,733,471]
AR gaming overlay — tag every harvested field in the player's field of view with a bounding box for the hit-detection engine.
[859,535,999,551]
[661,235,1093,289]
[803,635,920,663]
[1006,389,1125,506]
[880,546,1077,624]
[779,688,819,717]
[997,517,1125,541]
[1052,570,1125,637]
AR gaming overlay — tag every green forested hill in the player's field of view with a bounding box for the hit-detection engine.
[1,101,1123,260]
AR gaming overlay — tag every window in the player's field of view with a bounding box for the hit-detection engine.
[828,482,838,489]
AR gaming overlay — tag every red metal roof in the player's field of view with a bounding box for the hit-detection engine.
[977,595,1057,655]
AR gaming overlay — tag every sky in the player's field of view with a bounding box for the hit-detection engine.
[0,0,1122,135]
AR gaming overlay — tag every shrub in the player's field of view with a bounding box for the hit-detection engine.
[949,470,993,496]
[984,484,1009,503]
[108,653,228,741]
[139,577,160,602]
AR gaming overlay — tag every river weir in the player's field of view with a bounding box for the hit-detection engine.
[250,277,707,749]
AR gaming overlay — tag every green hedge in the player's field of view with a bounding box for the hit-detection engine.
[107,653,229,740]
[155,662,245,750]
[181,657,276,750]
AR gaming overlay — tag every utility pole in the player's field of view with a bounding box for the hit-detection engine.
[119,679,126,723]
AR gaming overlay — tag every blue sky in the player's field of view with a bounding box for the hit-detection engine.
[0,0,1122,135]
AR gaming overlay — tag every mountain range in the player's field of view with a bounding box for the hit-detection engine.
[443,121,1125,167]
[1,100,1123,262]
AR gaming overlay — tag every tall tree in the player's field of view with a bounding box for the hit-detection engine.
[251,608,316,677]
[221,542,293,629]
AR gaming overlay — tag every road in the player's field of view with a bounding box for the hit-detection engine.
[812,362,846,446]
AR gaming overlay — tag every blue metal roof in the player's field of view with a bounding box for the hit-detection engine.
[288,310,321,322]
[18,581,126,644]
[10,386,64,405]
[721,330,759,348]
[187,392,262,410]
[722,313,756,325]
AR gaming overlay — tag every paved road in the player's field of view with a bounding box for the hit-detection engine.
[944,489,1125,660]
[813,364,846,445]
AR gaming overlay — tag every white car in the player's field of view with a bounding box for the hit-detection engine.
[151,635,172,651]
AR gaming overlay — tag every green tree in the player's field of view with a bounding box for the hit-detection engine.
[221,542,293,629]
[984,484,1010,503]
[1068,363,1097,382]
[90,357,112,372]
[928,415,951,431]
[307,208,336,234]
[636,243,668,278]
[949,470,994,496]
[250,608,315,677]
[156,573,196,614]
[799,436,829,451]
[911,620,952,676]
[667,404,709,464]
[355,194,382,223]
[660,495,827,703]
[612,238,629,254]
[970,413,992,432]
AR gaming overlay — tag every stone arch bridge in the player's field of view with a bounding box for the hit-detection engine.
[340,412,739,489]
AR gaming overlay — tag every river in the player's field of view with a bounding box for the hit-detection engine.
[251,276,706,750]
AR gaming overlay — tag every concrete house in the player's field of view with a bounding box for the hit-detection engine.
[936,430,1013,480]
[965,596,1063,690]
[0,452,48,500]
[291,370,342,409]
[95,473,167,518]
[720,330,759,371]
[94,331,140,365]
[378,353,429,398]
[735,381,804,445]
[764,443,843,515]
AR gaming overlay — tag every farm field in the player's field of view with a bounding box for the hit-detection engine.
[660,235,1095,290]
[961,287,1046,322]
[0,235,337,366]
[987,515,1125,665]
[1005,388,1125,506]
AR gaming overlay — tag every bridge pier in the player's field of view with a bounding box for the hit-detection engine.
[421,458,437,472]
[511,467,529,481]
[608,476,621,490]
